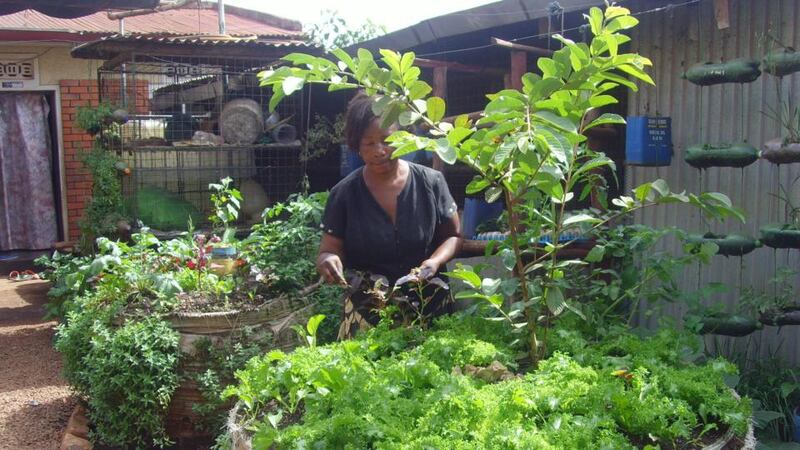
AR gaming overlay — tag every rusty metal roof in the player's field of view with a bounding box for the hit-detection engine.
[71,32,316,62]
[0,2,302,38]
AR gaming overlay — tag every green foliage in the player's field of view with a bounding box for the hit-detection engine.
[191,327,275,434]
[56,308,180,448]
[259,4,743,364]
[737,358,800,441]
[304,113,345,160]
[224,313,751,449]
[78,144,127,252]
[209,177,243,241]
[76,101,115,135]
[242,192,328,294]
[305,9,386,51]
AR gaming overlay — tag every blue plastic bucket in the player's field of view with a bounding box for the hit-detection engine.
[461,198,504,239]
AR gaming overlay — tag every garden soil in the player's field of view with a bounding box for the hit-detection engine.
[0,279,75,450]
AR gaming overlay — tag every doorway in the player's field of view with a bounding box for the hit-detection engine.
[0,91,62,251]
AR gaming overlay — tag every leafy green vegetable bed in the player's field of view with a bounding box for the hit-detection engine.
[223,315,751,450]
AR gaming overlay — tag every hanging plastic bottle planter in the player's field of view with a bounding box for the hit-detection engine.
[685,232,761,256]
[762,48,800,77]
[684,143,759,169]
[759,223,800,249]
[681,59,761,86]
[759,307,800,326]
[762,138,800,164]
[696,312,763,337]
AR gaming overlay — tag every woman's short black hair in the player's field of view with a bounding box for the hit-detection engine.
[344,92,377,152]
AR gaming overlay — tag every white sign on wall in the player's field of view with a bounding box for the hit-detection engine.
[0,54,39,89]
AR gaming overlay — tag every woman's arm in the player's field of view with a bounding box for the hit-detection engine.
[419,213,462,278]
[317,233,347,284]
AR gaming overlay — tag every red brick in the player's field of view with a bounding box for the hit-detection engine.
[60,80,80,87]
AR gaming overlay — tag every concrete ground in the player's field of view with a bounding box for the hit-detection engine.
[0,278,75,450]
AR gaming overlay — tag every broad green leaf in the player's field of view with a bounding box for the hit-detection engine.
[466,177,490,194]
[481,277,502,296]
[533,111,577,134]
[545,287,566,315]
[282,76,305,96]
[427,96,446,122]
[408,80,432,100]
[447,127,473,147]
[584,113,626,130]
[487,294,504,308]
[268,89,285,112]
[605,5,631,19]
[399,110,421,126]
[331,48,355,72]
[400,51,415,73]
[562,214,600,226]
[585,245,605,262]
[587,7,604,35]
[379,49,402,74]
[617,63,655,85]
[485,186,503,203]
[588,95,618,108]
[500,248,516,271]
[432,138,456,164]
[306,314,326,336]
[606,15,639,33]
[449,268,482,289]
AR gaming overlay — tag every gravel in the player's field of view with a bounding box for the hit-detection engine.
[0,279,75,450]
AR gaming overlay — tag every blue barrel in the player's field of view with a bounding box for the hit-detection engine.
[461,198,504,239]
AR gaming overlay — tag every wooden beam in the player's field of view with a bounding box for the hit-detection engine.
[100,52,132,70]
[509,50,526,91]
[415,57,504,77]
[491,37,553,57]
[713,0,730,30]
[108,0,192,20]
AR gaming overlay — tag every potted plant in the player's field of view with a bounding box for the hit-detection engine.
[208,177,243,275]
[762,101,800,164]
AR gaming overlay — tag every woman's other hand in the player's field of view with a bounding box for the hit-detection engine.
[317,252,346,285]
[318,233,347,285]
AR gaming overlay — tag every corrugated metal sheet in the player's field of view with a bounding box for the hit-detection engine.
[626,0,800,365]
[0,5,302,37]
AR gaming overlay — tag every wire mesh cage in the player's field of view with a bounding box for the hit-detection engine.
[99,54,306,230]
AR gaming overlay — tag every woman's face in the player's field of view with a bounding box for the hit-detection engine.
[359,119,399,174]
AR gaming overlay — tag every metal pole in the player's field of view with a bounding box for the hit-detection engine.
[119,18,127,108]
[218,0,226,35]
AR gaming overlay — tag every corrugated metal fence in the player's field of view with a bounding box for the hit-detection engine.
[625,0,800,365]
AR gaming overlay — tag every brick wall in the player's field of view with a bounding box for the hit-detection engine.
[59,78,150,241]
[59,79,98,241]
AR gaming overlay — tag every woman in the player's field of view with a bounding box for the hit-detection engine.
[317,93,462,339]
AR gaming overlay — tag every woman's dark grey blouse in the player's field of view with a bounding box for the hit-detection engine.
[320,162,458,282]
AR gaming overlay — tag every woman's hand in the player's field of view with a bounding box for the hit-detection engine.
[317,252,346,285]
[417,258,441,280]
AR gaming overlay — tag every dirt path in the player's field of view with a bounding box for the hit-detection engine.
[0,279,75,450]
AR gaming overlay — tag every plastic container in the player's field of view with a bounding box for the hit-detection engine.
[210,246,237,276]
[625,116,672,166]
[462,198,504,239]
